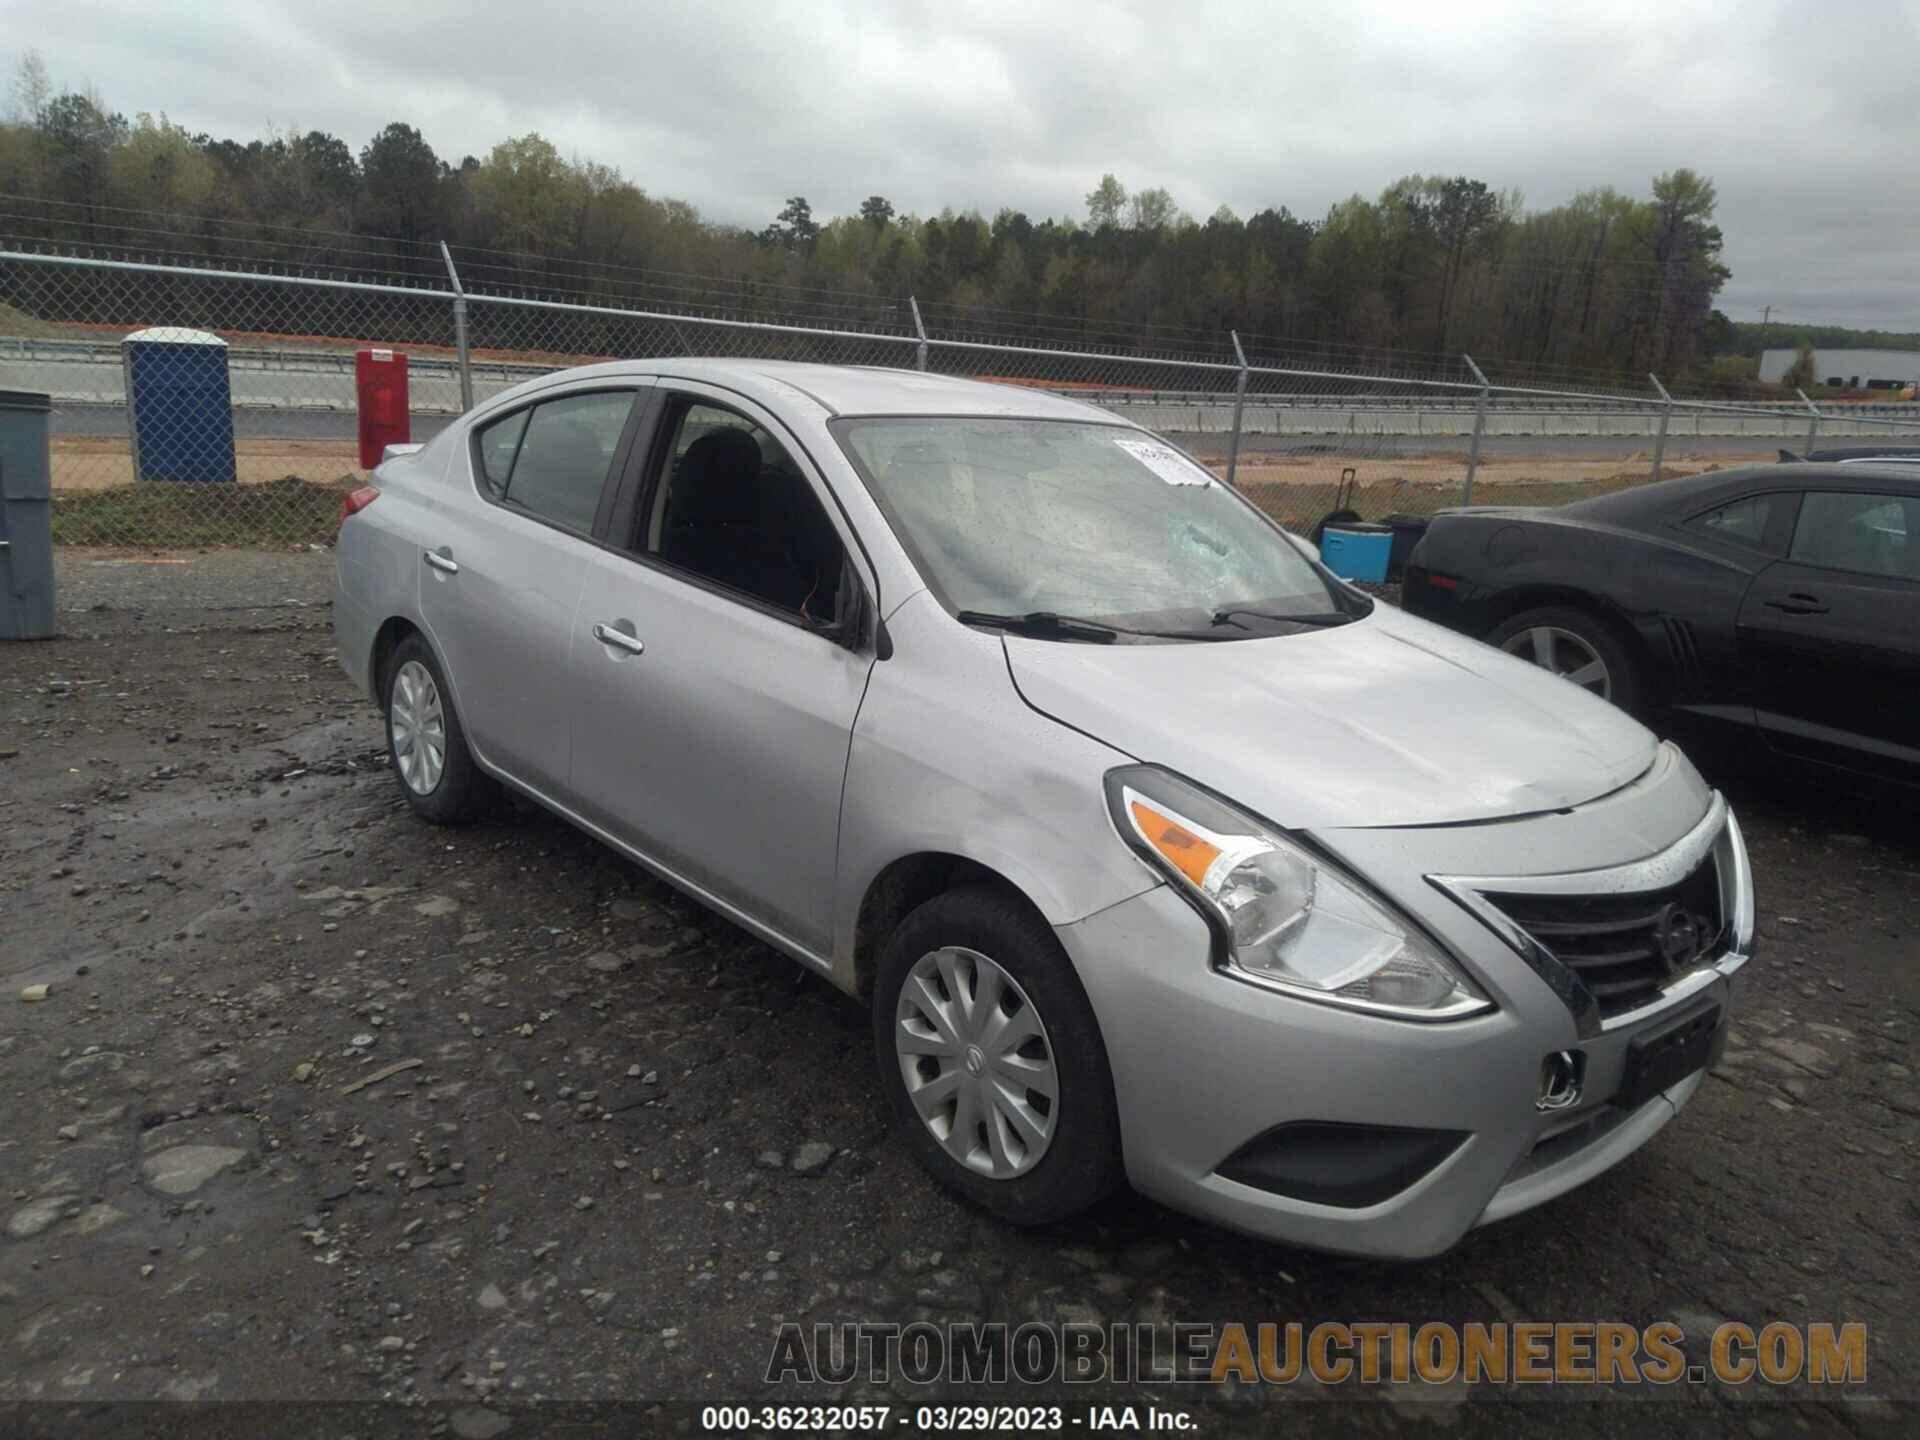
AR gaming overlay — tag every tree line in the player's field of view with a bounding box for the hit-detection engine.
[0,51,1810,387]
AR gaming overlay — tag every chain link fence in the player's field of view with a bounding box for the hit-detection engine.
[5,244,1920,608]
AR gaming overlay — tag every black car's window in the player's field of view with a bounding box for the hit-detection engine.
[636,398,845,625]
[1791,491,1919,580]
[496,392,637,533]
[475,409,528,499]
[1689,495,1774,549]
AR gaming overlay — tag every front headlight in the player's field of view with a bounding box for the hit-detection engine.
[1105,765,1492,1021]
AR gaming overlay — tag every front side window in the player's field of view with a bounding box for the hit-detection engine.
[833,418,1346,637]
[638,400,845,625]
[472,390,636,532]
[1790,491,1917,580]
[1689,495,1775,549]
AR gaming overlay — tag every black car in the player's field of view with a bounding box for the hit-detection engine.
[1777,443,1920,465]
[1402,463,1920,787]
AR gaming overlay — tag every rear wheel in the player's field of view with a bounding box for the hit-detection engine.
[383,634,496,824]
[873,887,1123,1225]
[1487,605,1639,711]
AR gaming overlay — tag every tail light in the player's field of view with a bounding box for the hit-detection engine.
[340,484,381,524]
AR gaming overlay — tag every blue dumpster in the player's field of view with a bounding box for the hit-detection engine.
[122,327,237,483]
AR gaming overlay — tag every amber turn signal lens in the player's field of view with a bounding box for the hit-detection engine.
[1129,799,1221,888]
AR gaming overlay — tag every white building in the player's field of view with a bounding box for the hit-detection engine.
[1758,346,1920,389]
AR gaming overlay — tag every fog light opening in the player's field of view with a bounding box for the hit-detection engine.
[1538,1050,1585,1111]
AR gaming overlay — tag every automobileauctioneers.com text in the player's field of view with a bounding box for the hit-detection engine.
[764,1318,1866,1389]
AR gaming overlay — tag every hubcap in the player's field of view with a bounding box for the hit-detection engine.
[389,659,447,795]
[1502,625,1612,700]
[894,946,1058,1179]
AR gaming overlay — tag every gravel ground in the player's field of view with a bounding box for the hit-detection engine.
[45,547,337,626]
[0,558,1914,1436]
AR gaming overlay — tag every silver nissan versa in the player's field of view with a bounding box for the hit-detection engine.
[333,361,1754,1259]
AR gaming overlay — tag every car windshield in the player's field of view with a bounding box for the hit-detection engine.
[833,417,1356,638]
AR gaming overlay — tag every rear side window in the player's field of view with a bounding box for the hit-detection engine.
[475,410,527,498]
[1689,495,1774,549]
[1791,491,1918,580]
[472,390,637,533]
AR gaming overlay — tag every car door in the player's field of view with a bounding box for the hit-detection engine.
[418,384,648,797]
[1658,489,1795,730]
[1737,487,1920,783]
[568,384,877,958]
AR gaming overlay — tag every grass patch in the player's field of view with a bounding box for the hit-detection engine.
[1242,473,1657,529]
[0,298,72,339]
[51,475,355,548]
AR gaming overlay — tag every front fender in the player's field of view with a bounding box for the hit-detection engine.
[832,592,1156,989]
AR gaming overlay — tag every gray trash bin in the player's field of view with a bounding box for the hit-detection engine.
[0,388,56,640]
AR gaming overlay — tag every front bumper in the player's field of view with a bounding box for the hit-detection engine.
[1059,756,1751,1259]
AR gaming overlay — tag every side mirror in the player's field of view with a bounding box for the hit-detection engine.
[817,552,889,659]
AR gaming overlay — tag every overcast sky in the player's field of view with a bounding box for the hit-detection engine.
[13,0,1919,328]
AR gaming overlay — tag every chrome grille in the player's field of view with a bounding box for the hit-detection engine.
[1481,854,1727,1019]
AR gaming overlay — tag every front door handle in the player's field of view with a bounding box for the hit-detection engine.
[1762,592,1827,615]
[592,621,645,656]
[423,549,459,575]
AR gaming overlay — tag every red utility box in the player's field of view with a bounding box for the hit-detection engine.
[354,348,410,469]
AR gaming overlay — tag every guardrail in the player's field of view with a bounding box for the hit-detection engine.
[8,334,1918,439]
[5,242,1919,563]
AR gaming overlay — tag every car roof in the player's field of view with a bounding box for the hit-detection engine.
[1556,461,1920,524]
[520,358,1126,423]
[1797,443,1920,463]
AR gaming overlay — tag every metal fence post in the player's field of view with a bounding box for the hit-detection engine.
[1462,354,1489,506]
[1794,387,1820,460]
[1648,373,1673,483]
[909,295,928,373]
[1226,330,1249,489]
[440,241,474,413]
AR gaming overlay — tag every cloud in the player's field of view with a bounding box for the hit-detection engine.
[11,0,1918,326]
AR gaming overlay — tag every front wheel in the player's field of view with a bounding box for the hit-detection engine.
[1487,605,1640,712]
[873,887,1123,1225]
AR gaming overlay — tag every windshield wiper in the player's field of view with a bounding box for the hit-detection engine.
[956,609,1118,642]
[1211,607,1361,630]
[956,610,1237,643]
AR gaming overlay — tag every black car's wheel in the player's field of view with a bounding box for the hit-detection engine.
[1487,606,1639,711]
[383,634,497,824]
[873,886,1123,1226]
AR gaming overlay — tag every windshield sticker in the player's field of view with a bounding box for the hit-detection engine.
[1113,437,1215,487]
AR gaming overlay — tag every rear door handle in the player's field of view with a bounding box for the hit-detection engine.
[423,549,459,575]
[1762,593,1827,615]
[592,621,645,656]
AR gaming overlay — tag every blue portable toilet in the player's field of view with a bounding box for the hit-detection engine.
[122,327,237,483]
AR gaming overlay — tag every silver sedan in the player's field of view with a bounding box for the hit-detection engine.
[333,361,1753,1258]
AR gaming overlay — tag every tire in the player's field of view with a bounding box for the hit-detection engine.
[1486,605,1640,712]
[382,633,497,824]
[873,886,1123,1226]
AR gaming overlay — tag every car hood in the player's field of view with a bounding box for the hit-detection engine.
[1003,605,1658,830]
